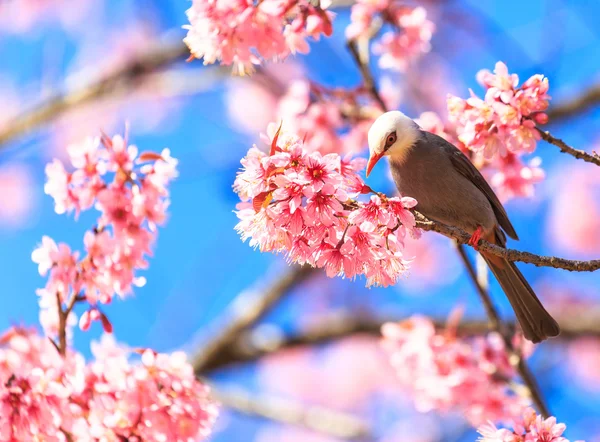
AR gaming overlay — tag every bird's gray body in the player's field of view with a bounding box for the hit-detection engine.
[381,126,559,343]
[390,131,498,237]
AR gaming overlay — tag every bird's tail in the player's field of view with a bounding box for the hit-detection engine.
[482,254,560,343]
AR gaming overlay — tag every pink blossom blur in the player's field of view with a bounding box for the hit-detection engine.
[382,316,532,426]
[0,329,218,441]
[32,131,178,337]
[347,2,434,71]
[184,0,334,75]
[546,162,600,257]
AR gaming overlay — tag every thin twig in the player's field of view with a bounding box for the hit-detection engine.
[536,127,600,166]
[414,211,600,272]
[211,386,371,440]
[192,265,315,374]
[455,246,550,418]
[347,39,387,111]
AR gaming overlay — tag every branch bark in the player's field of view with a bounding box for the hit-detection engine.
[414,211,600,272]
[192,265,315,374]
[536,127,600,167]
[455,245,550,418]
[202,307,600,372]
[0,39,192,148]
[546,83,600,121]
[211,386,371,440]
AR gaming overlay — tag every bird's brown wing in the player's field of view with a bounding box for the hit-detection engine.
[423,131,519,241]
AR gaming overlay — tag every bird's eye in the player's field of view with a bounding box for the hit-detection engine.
[385,132,397,149]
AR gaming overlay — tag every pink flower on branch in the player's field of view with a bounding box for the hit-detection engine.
[346,2,434,72]
[478,407,583,442]
[184,0,334,75]
[33,131,178,338]
[234,125,420,287]
[381,315,533,427]
[448,62,550,159]
[416,111,545,203]
[0,329,218,441]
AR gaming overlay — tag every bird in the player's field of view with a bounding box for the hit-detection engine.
[366,110,560,343]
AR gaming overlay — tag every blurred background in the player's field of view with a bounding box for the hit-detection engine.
[1,0,599,440]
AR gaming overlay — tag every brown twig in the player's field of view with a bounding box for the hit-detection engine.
[202,309,600,371]
[347,39,387,111]
[211,385,371,440]
[546,83,600,121]
[56,292,81,356]
[455,245,550,418]
[536,127,600,166]
[192,265,315,374]
[414,211,600,272]
[0,38,192,148]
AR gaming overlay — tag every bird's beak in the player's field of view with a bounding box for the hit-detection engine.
[366,151,384,178]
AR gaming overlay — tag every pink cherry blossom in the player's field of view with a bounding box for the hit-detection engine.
[184,0,334,75]
[347,2,434,71]
[448,62,550,159]
[478,408,580,442]
[34,131,178,337]
[381,316,532,426]
[0,328,218,441]
[234,126,420,287]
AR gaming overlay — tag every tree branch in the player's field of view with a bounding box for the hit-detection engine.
[414,211,600,272]
[192,265,315,374]
[0,39,194,148]
[346,39,386,110]
[202,308,600,371]
[211,386,371,440]
[546,83,600,121]
[536,127,600,167]
[455,245,550,418]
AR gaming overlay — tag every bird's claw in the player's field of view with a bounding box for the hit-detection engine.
[468,226,483,250]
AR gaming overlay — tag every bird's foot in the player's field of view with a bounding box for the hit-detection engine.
[468,226,483,250]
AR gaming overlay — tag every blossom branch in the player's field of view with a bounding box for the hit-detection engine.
[546,82,600,121]
[347,39,387,110]
[211,386,371,440]
[202,311,600,372]
[414,211,600,272]
[0,38,192,148]
[192,265,315,374]
[535,127,600,166]
[455,246,550,418]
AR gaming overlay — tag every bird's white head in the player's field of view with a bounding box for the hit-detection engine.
[366,110,420,177]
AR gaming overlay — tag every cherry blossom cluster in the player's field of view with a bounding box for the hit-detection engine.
[0,328,218,441]
[447,62,550,159]
[346,2,434,71]
[478,407,584,442]
[234,126,421,287]
[416,111,545,203]
[184,0,334,75]
[381,316,533,426]
[33,132,178,338]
